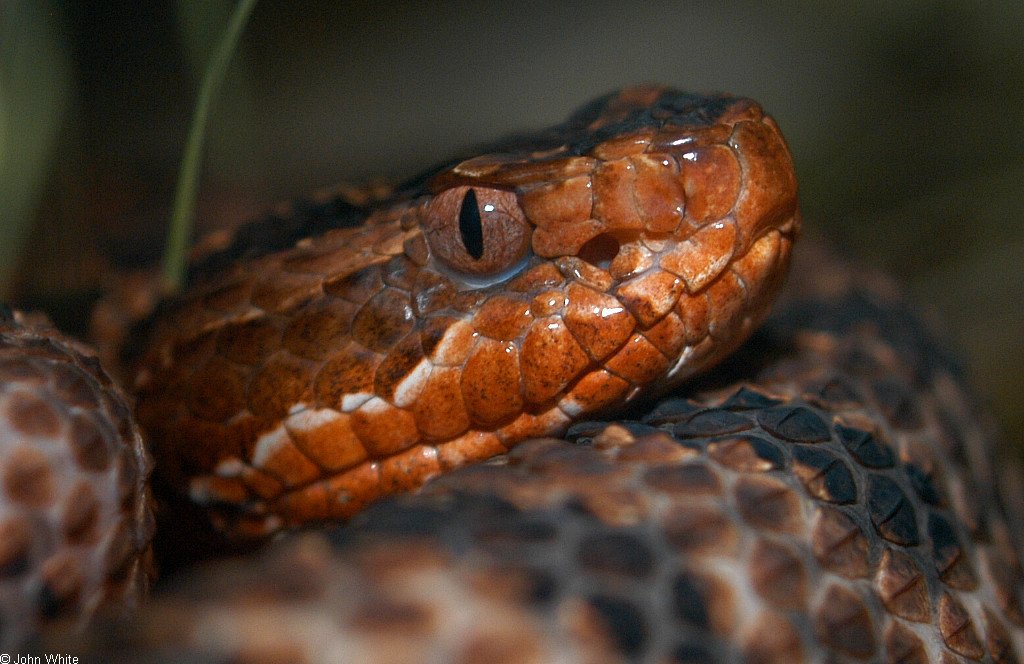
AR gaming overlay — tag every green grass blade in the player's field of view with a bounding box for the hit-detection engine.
[162,0,258,293]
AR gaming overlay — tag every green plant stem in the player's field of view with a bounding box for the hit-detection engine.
[162,0,258,293]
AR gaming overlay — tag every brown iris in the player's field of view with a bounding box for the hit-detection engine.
[421,186,531,282]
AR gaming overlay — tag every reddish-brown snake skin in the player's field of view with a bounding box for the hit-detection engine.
[134,86,799,538]
[4,87,1023,662]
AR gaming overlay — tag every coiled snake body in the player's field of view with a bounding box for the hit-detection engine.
[1,87,1021,662]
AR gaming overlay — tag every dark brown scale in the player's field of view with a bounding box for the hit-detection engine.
[903,450,945,506]
[706,434,785,472]
[875,547,931,622]
[61,483,101,544]
[313,344,380,407]
[184,358,245,423]
[885,622,929,663]
[733,475,803,534]
[814,585,876,659]
[749,538,807,610]
[585,594,649,657]
[927,511,977,589]
[5,391,62,438]
[640,397,703,425]
[718,386,784,410]
[811,505,871,578]
[671,408,753,438]
[985,608,1017,664]
[68,412,116,472]
[864,475,921,549]
[372,333,426,401]
[214,317,283,366]
[382,254,421,291]
[577,532,656,579]
[744,612,805,662]
[248,352,316,418]
[0,519,32,576]
[661,512,737,555]
[987,551,1024,626]
[323,263,385,304]
[282,298,357,361]
[670,570,723,631]
[351,288,416,352]
[470,516,558,549]
[939,592,985,659]
[755,405,830,443]
[790,445,857,503]
[642,462,722,496]
[835,423,896,468]
[866,473,920,546]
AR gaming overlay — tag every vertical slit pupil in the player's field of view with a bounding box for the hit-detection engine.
[458,188,485,260]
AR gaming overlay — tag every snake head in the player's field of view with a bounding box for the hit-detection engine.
[421,85,800,389]
[135,86,799,537]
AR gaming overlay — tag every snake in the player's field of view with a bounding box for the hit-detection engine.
[1,86,1022,662]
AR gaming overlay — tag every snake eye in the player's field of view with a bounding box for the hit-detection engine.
[458,188,485,260]
[422,185,531,282]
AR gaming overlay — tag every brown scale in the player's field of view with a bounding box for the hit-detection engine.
[0,310,154,649]
[66,243,1024,662]
[134,86,800,537]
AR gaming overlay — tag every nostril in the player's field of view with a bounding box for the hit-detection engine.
[578,233,620,269]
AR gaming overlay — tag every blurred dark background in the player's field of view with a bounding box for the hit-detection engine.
[1,1,1021,449]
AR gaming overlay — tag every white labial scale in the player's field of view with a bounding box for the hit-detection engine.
[556,397,586,419]
[426,319,476,367]
[341,393,373,412]
[666,344,696,380]
[285,406,345,433]
[191,459,248,500]
[357,396,390,416]
[391,357,434,408]
[213,458,246,478]
[250,426,290,469]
